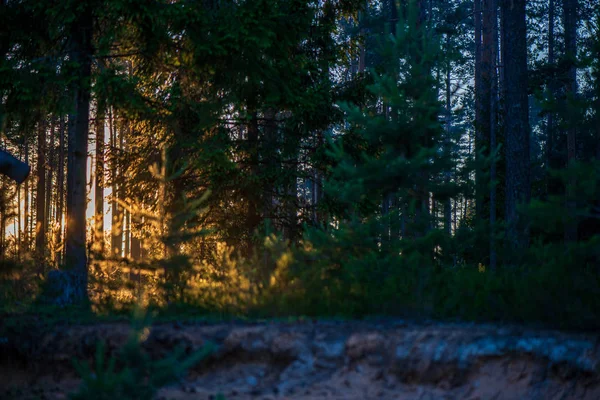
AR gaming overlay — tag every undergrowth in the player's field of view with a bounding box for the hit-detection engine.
[70,308,216,400]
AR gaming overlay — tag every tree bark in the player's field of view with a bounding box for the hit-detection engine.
[563,0,578,242]
[109,107,122,257]
[546,0,556,196]
[35,118,47,265]
[417,0,431,235]
[263,108,277,225]
[381,0,397,242]
[62,4,93,305]
[444,38,452,235]
[94,104,105,254]
[489,0,498,270]
[55,117,65,265]
[118,118,126,254]
[501,0,530,253]
[475,0,493,232]
[23,141,30,253]
[474,0,484,221]
[17,157,21,260]
[124,208,130,258]
[45,117,56,231]
[130,224,141,260]
[159,146,168,259]
[246,110,260,254]
[45,119,55,243]
[0,177,5,259]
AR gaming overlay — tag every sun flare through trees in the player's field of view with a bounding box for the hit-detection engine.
[0,0,599,328]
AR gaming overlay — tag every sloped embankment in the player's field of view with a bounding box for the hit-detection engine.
[1,319,599,399]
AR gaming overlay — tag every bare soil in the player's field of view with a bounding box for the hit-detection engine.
[1,318,599,399]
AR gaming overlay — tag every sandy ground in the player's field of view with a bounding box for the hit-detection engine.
[1,319,599,399]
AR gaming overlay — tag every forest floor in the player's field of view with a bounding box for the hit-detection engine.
[1,317,600,400]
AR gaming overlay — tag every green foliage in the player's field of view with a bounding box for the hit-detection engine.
[287,219,423,316]
[0,259,42,310]
[431,237,600,329]
[90,151,212,308]
[2,0,600,333]
[279,1,450,316]
[70,309,214,400]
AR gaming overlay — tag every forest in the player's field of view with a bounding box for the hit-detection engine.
[1,0,600,323]
[1,0,600,397]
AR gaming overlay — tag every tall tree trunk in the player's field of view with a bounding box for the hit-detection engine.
[159,146,168,259]
[415,0,431,236]
[29,181,34,249]
[35,118,47,267]
[94,105,105,254]
[381,0,398,242]
[263,108,277,222]
[45,119,55,254]
[563,0,578,242]
[62,4,93,305]
[261,108,277,275]
[474,0,484,221]
[479,0,494,229]
[246,110,260,255]
[489,0,499,270]
[139,216,147,260]
[546,0,557,196]
[109,107,122,257]
[597,94,600,162]
[502,0,530,253]
[17,159,21,260]
[475,0,493,233]
[118,117,125,254]
[23,140,29,253]
[130,218,141,260]
[124,209,130,258]
[283,147,299,241]
[596,38,600,162]
[55,117,65,265]
[444,39,452,235]
[0,177,5,260]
